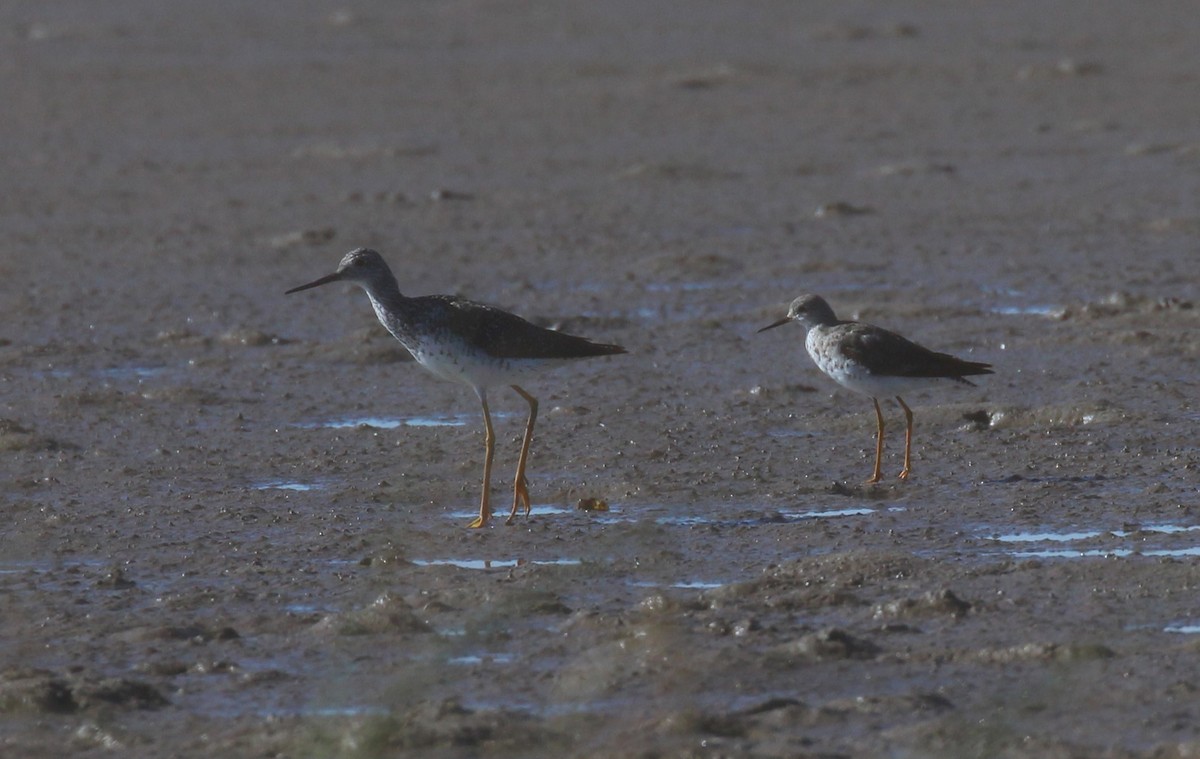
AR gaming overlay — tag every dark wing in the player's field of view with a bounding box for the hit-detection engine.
[840,324,992,384]
[430,295,626,360]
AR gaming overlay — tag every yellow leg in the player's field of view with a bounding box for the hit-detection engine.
[897,396,913,481]
[467,391,494,528]
[868,397,884,484]
[507,385,537,525]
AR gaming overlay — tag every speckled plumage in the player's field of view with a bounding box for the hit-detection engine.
[287,248,625,526]
[366,289,623,388]
[759,293,992,482]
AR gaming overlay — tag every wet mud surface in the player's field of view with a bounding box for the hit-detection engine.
[2,1,1200,756]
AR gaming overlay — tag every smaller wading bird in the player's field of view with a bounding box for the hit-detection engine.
[758,294,992,482]
[287,248,626,527]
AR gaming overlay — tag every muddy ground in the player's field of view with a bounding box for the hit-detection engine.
[2,1,1200,757]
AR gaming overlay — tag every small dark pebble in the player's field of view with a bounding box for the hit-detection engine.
[430,188,474,201]
[95,565,136,590]
[576,497,609,512]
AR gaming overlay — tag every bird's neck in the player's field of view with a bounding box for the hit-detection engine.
[359,274,413,331]
[807,315,840,331]
[361,273,405,309]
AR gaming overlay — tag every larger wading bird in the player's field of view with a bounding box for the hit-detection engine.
[287,248,626,527]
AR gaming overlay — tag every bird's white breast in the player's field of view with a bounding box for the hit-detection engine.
[409,340,566,390]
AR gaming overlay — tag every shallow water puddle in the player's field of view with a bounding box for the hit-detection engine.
[253,480,323,492]
[990,304,1064,317]
[650,504,892,527]
[296,413,501,430]
[1164,624,1200,634]
[620,503,888,527]
[1013,546,1200,559]
[38,365,171,381]
[447,653,516,666]
[991,530,1106,543]
[440,502,890,528]
[782,506,883,520]
[985,523,1200,559]
[412,558,582,570]
[629,579,725,590]
[440,504,574,521]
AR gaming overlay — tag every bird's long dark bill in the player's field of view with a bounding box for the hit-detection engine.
[285,272,343,295]
[757,317,791,333]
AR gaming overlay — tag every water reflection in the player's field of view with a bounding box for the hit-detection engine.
[412,558,582,570]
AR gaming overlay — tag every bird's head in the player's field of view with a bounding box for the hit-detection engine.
[285,248,392,295]
[758,293,838,334]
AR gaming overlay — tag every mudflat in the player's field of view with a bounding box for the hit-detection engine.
[2,2,1199,756]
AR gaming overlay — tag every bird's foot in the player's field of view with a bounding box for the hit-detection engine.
[506,478,532,525]
[898,468,911,481]
[467,507,491,529]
